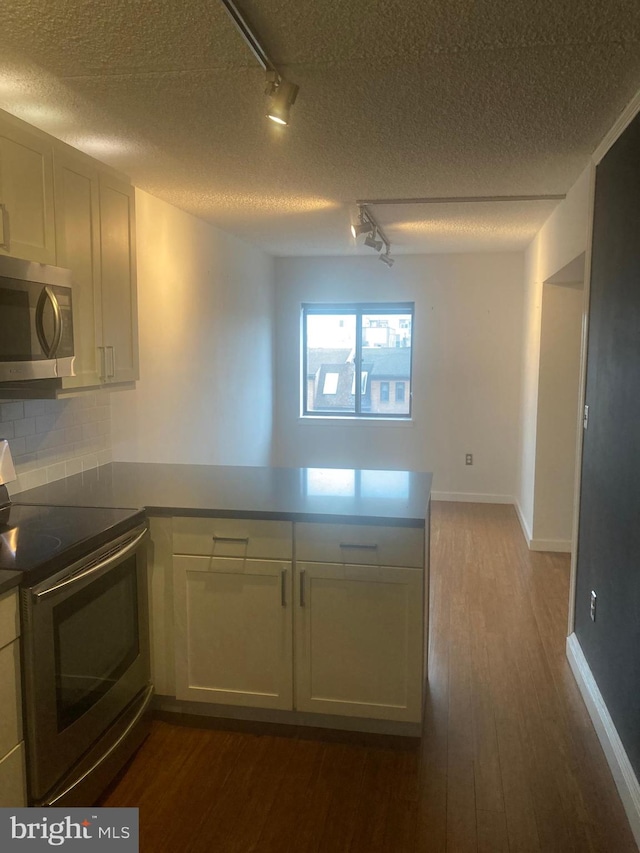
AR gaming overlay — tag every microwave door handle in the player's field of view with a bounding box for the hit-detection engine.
[35,286,62,358]
[33,527,148,601]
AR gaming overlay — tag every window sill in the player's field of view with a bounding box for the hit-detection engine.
[298,415,414,427]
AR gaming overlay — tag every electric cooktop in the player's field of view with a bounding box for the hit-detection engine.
[0,502,146,585]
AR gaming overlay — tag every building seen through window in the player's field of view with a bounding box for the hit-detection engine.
[302,304,413,418]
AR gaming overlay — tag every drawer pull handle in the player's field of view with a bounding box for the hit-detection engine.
[212,535,250,543]
[97,346,106,381]
[339,543,379,550]
[106,345,116,378]
[0,203,10,252]
[299,570,306,607]
[281,568,287,607]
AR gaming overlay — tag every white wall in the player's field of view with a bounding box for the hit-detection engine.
[110,189,275,466]
[534,281,584,548]
[274,253,524,501]
[516,166,593,543]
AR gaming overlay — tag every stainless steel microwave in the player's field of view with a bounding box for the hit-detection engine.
[0,255,75,382]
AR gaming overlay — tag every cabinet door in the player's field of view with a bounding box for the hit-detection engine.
[54,152,104,388]
[174,555,293,710]
[0,743,27,808]
[0,639,22,757]
[99,175,139,383]
[148,517,176,697]
[0,116,56,263]
[295,562,423,722]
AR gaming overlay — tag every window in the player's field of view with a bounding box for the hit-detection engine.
[323,372,339,395]
[302,303,413,418]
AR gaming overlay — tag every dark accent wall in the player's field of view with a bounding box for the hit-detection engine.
[575,111,640,777]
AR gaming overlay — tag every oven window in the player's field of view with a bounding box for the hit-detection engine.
[53,557,139,731]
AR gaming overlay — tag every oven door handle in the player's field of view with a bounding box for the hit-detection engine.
[34,527,148,601]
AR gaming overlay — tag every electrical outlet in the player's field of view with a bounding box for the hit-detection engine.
[590,590,597,622]
[465,453,473,466]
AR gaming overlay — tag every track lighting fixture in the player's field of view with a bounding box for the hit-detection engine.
[265,72,299,125]
[364,232,383,251]
[220,0,299,127]
[351,204,394,265]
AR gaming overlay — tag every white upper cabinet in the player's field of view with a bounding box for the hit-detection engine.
[54,154,140,387]
[0,115,56,264]
[54,151,103,388]
[98,174,139,384]
[0,107,139,391]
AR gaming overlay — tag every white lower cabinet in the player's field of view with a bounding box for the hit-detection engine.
[0,743,26,807]
[174,556,293,710]
[0,591,27,807]
[167,516,427,728]
[294,562,423,722]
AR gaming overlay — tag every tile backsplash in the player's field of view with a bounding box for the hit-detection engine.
[0,393,112,495]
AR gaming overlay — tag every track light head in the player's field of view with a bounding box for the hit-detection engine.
[378,251,395,268]
[351,221,375,239]
[364,232,384,251]
[350,209,375,239]
[266,73,299,125]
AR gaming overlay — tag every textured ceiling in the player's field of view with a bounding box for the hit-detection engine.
[1,1,639,256]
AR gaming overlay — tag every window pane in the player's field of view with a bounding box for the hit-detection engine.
[306,313,356,413]
[323,372,339,394]
[362,313,412,415]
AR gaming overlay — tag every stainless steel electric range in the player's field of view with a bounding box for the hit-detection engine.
[0,499,152,807]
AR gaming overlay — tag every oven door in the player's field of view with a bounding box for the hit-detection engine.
[21,523,151,803]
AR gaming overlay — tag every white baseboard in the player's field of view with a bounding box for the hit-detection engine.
[431,491,513,504]
[529,538,572,553]
[566,633,640,849]
[514,499,533,546]
[513,501,572,553]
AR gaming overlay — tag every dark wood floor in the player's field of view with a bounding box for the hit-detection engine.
[101,502,637,852]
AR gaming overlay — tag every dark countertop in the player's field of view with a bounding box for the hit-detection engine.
[15,462,432,527]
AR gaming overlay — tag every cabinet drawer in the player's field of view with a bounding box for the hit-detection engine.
[295,522,424,568]
[0,639,22,758]
[173,517,292,560]
[0,590,19,650]
[0,742,27,807]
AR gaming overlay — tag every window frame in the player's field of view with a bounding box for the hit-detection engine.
[301,302,414,419]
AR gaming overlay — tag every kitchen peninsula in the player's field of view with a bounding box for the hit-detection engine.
[13,463,432,736]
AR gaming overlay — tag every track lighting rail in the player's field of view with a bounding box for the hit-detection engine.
[356,194,566,205]
[219,0,276,72]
